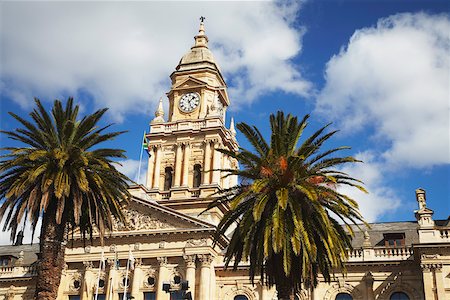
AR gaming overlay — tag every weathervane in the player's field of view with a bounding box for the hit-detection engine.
[200,16,206,22]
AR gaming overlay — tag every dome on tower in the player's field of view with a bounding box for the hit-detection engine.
[176,20,222,73]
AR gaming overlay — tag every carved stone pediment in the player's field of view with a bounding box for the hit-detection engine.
[112,209,176,231]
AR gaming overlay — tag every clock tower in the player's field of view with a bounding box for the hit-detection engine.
[144,20,238,224]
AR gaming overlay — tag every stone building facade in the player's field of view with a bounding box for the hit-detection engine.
[0,22,449,300]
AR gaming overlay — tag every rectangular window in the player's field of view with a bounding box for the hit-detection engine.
[92,295,106,300]
[69,296,81,300]
[384,233,405,247]
[170,291,184,300]
[118,293,130,300]
[144,292,156,300]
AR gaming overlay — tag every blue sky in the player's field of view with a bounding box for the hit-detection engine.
[0,0,449,243]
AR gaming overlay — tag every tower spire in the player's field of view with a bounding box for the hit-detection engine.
[151,97,165,124]
[193,16,208,48]
[230,117,236,136]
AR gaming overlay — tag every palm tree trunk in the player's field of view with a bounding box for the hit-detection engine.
[34,201,67,300]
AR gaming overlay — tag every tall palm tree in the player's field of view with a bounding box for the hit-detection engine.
[208,112,368,300]
[0,98,130,300]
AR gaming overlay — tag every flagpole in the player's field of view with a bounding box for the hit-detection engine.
[136,131,145,183]
[94,249,104,300]
[122,248,131,300]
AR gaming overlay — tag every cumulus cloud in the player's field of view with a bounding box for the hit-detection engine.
[1,1,310,121]
[0,217,41,246]
[316,12,450,168]
[337,151,402,222]
[115,159,147,185]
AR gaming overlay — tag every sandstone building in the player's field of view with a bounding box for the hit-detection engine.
[0,21,449,300]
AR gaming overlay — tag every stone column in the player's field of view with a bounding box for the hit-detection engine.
[131,258,143,300]
[421,265,434,300]
[81,261,94,300]
[174,143,183,187]
[434,265,444,300]
[198,254,212,300]
[183,255,196,299]
[156,257,169,300]
[152,146,162,189]
[211,142,221,184]
[146,147,155,188]
[106,259,117,300]
[182,142,190,186]
[202,140,211,185]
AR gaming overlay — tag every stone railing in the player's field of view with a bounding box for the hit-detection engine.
[0,264,37,278]
[347,246,414,262]
[150,118,221,134]
[161,191,170,200]
[439,229,449,242]
[191,189,200,198]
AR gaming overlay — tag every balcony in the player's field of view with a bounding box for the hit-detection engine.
[347,246,414,262]
[0,264,37,279]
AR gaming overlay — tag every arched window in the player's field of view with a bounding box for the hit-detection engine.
[336,293,353,300]
[164,167,173,191]
[234,296,249,300]
[390,292,410,300]
[193,164,202,188]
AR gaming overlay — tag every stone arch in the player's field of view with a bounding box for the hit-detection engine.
[377,281,421,300]
[143,267,157,290]
[224,285,257,300]
[323,282,363,300]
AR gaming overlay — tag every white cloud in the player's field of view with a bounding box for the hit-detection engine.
[337,151,402,222]
[1,1,310,121]
[316,12,450,168]
[0,217,41,246]
[115,158,147,185]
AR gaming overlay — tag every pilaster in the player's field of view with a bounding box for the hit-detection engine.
[146,147,155,188]
[174,143,183,187]
[211,141,221,184]
[152,146,162,190]
[203,140,212,185]
[182,142,190,186]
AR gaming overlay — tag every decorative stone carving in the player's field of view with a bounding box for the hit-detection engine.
[185,238,207,247]
[83,261,94,270]
[84,245,91,253]
[112,209,174,231]
[183,254,196,268]
[69,273,82,292]
[110,244,116,252]
[159,241,166,249]
[157,256,168,267]
[198,254,213,267]
[6,285,15,300]
[134,243,141,251]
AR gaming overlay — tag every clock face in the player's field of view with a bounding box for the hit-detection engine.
[179,92,200,113]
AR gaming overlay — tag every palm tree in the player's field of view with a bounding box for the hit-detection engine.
[208,112,368,300]
[0,98,131,300]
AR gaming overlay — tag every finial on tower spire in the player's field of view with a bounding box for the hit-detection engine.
[194,16,208,48]
[230,117,236,136]
[151,97,165,124]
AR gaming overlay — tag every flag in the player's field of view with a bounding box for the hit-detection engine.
[129,250,135,270]
[142,131,149,154]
